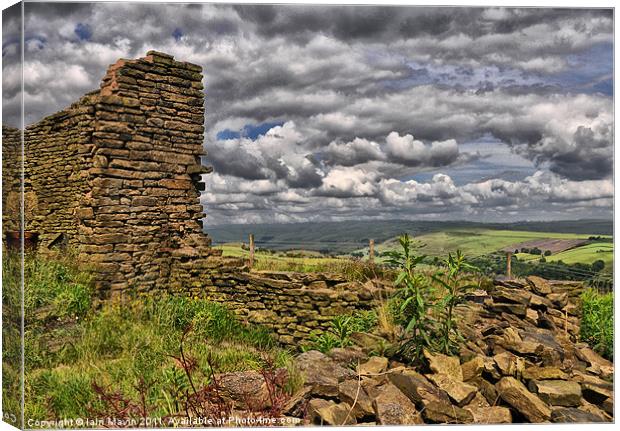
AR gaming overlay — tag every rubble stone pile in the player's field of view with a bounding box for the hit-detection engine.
[266,276,614,424]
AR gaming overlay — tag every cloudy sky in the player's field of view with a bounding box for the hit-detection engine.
[2,2,614,225]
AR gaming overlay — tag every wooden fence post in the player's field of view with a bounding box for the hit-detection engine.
[249,234,255,268]
[506,251,512,278]
[369,239,375,263]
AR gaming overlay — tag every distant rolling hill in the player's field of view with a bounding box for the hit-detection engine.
[205,219,613,254]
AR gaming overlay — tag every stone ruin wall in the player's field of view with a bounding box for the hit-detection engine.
[1,126,21,233]
[170,266,383,345]
[80,51,219,295]
[1,51,384,346]
[3,51,219,295]
[3,99,99,251]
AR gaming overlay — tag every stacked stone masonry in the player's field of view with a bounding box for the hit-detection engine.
[169,266,384,345]
[1,52,386,346]
[1,126,21,232]
[3,51,219,295]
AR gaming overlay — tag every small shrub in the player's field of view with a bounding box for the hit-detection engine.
[303,332,340,353]
[591,259,605,272]
[303,310,378,353]
[580,289,613,360]
[384,236,481,361]
[349,310,378,332]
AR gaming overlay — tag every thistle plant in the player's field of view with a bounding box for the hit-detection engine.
[384,234,434,362]
[432,250,480,355]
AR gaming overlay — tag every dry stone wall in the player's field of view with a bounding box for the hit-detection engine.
[3,94,98,250]
[1,51,388,345]
[26,95,98,248]
[169,265,386,345]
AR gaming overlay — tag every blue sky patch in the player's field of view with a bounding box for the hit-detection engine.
[404,137,537,186]
[217,121,285,140]
[74,23,92,41]
[547,42,613,96]
[172,28,184,41]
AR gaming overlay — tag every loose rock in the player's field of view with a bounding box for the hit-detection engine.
[426,373,478,406]
[338,379,374,419]
[422,401,474,424]
[528,380,582,407]
[466,406,512,424]
[358,356,389,376]
[461,356,484,381]
[424,350,464,381]
[295,350,355,397]
[496,377,552,423]
[387,369,451,405]
[372,383,423,425]
[307,399,356,425]
[551,407,605,423]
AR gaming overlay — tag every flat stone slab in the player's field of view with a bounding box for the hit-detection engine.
[358,356,389,375]
[466,406,512,424]
[372,382,423,425]
[528,379,582,407]
[427,373,478,406]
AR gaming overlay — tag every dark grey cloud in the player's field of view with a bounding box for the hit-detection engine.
[231,6,612,45]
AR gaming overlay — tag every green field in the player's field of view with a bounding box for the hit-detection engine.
[547,243,613,266]
[376,229,601,258]
[515,252,541,262]
[216,243,348,272]
[207,219,613,254]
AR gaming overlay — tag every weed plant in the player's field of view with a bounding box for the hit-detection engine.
[383,234,437,361]
[303,310,378,352]
[432,250,480,354]
[382,235,482,362]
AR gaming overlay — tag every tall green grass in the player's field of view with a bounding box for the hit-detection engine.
[580,289,613,360]
[9,253,295,425]
[2,250,23,428]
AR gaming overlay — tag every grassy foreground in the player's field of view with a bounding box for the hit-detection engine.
[2,251,22,428]
[3,253,296,426]
[3,245,613,426]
